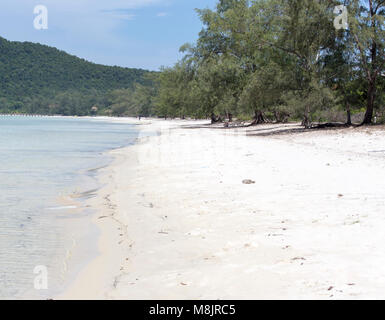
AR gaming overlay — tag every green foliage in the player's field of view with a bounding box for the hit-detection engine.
[3,0,385,124]
[153,0,385,126]
[0,37,155,115]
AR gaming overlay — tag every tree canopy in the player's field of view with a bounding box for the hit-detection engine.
[153,0,385,126]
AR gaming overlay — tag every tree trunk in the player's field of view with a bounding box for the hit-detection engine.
[249,111,265,126]
[302,105,311,129]
[273,111,279,123]
[211,112,222,124]
[362,20,378,125]
[346,102,352,126]
[273,111,289,123]
[211,112,216,124]
[362,79,376,124]
[252,110,265,124]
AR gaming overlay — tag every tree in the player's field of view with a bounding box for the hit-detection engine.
[107,89,134,117]
[249,0,338,127]
[151,0,385,127]
[349,0,385,124]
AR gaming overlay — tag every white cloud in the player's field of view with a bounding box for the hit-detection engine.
[26,0,168,41]
[45,0,165,10]
[157,12,169,17]
[0,0,166,11]
[107,13,136,21]
[0,0,173,69]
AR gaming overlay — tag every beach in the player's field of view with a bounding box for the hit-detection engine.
[60,119,385,300]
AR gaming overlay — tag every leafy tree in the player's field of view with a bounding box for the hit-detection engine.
[348,0,385,124]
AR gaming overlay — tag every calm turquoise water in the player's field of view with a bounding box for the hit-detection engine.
[0,116,138,299]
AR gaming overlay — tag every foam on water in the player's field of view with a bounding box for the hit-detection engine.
[0,116,138,299]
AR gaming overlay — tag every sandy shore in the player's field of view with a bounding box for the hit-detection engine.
[60,119,385,300]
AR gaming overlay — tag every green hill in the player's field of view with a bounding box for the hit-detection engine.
[0,36,153,115]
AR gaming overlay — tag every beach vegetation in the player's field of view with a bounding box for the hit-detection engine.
[153,0,385,127]
[2,0,385,127]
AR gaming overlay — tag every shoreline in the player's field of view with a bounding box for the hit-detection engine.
[0,115,145,300]
[57,118,154,299]
[41,117,145,300]
[56,150,134,299]
[60,120,385,299]
[57,119,203,299]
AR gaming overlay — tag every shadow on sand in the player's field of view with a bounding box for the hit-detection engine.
[179,121,369,137]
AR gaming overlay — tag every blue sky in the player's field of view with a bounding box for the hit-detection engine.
[0,0,218,70]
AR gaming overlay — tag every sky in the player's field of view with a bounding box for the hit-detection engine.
[0,0,218,71]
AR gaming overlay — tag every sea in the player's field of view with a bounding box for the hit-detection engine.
[0,115,139,299]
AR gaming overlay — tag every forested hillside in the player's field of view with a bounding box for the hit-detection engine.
[0,36,154,115]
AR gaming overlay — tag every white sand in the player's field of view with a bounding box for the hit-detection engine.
[60,119,385,300]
